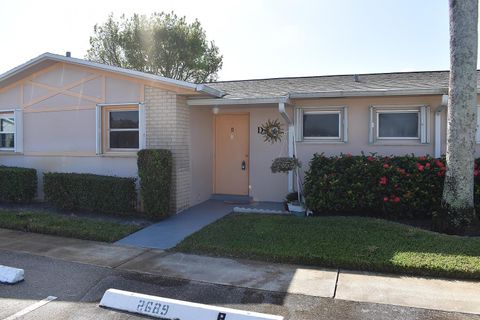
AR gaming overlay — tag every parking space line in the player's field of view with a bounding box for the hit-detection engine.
[3,296,57,320]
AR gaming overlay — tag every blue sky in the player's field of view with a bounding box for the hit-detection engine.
[0,0,473,81]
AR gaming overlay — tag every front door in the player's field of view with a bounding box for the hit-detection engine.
[214,114,249,195]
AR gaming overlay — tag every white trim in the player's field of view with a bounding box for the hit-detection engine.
[188,96,289,106]
[295,106,347,142]
[288,88,448,98]
[370,105,429,144]
[369,106,374,144]
[13,109,23,153]
[435,112,442,157]
[0,52,223,98]
[139,102,146,149]
[96,103,142,155]
[95,105,102,155]
[107,109,140,151]
[343,106,349,143]
[0,111,16,151]
[434,95,449,157]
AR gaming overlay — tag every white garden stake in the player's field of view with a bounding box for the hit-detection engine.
[100,288,283,320]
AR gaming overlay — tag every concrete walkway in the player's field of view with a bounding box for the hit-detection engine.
[116,200,235,249]
[1,228,479,315]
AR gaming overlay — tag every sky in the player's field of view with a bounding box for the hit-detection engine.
[0,0,474,81]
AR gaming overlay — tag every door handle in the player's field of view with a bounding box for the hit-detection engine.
[241,160,246,171]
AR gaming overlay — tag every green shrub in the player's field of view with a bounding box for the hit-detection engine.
[137,149,172,219]
[0,166,37,202]
[304,153,470,219]
[44,172,136,215]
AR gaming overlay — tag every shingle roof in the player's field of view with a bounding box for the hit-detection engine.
[207,70,479,99]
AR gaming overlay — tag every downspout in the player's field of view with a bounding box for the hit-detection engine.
[278,98,295,193]
[434,94,449,158]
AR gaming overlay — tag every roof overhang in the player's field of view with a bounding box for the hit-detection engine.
[187,88,450,106]
[187,96,290,106]
[0,53,224,98]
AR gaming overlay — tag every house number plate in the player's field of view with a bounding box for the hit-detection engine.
[100,288,283,320]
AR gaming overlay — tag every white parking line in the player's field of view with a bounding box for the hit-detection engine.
[3,296,57,320]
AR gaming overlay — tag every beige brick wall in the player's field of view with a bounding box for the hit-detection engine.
[144,86,191,213]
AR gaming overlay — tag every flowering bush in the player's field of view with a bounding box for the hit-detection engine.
[304,153,480,219]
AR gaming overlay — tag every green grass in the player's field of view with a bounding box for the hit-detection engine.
[175,214,480,279]
[0,209,142,242]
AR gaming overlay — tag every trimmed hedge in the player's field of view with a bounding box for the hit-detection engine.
[0,166,37,202]
[44,172,136,215]
[304,153,480,219]
[138,149,172,219]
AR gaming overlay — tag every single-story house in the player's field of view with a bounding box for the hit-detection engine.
[1,53,479,213]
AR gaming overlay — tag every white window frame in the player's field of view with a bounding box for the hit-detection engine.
[0,112,15,151]
[369,105,429,144]
[376,109,420,140]
[95,103,146,155]
[295,106,348,143]
[0,109,23,153]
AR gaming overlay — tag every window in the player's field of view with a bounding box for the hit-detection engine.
[377,111,419,139]
[0,112,15,150]
[296,107,348,142]
[303,111,341,139]
[108,110,139,149]
[97,104,144,154]
[369,106,429,144]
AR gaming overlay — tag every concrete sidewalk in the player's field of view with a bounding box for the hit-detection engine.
[0,228,479,315]
[116,200,234,249]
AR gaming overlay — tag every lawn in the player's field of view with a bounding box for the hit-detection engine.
[0,209,142,242]
[175,214,480,279]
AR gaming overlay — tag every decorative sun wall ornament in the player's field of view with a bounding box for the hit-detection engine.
[258,119,285,144]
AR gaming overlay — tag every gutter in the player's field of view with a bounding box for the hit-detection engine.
[434,94,449,158]
[187,96,289,106]
[195,84,225,98]
[288,88,449,99]
[187,88,450,106]
[278,97,296,193]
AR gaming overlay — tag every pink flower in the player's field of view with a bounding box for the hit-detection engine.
[383,164,390,169]
[379,176,388,185]
[383,197,389,202]
[367,156,375,162]
[418,156,427,161]
[416,163,424,171]
[425,163,431,169]
[435,160,445,168]
[396,167,406,175]
[393,197,401,203]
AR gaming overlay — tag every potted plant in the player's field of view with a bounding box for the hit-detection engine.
[271,157,305,216]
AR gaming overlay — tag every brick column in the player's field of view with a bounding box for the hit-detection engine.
[144,86,191,213]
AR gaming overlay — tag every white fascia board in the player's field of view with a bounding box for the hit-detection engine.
[187,96,289,106]
[289,88,449,99]
[0,52,224,97]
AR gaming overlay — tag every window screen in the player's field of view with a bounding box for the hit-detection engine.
[0,114,14,149]
[303,113,340,138]
[378,112,419,138]
[108,110,139,149]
